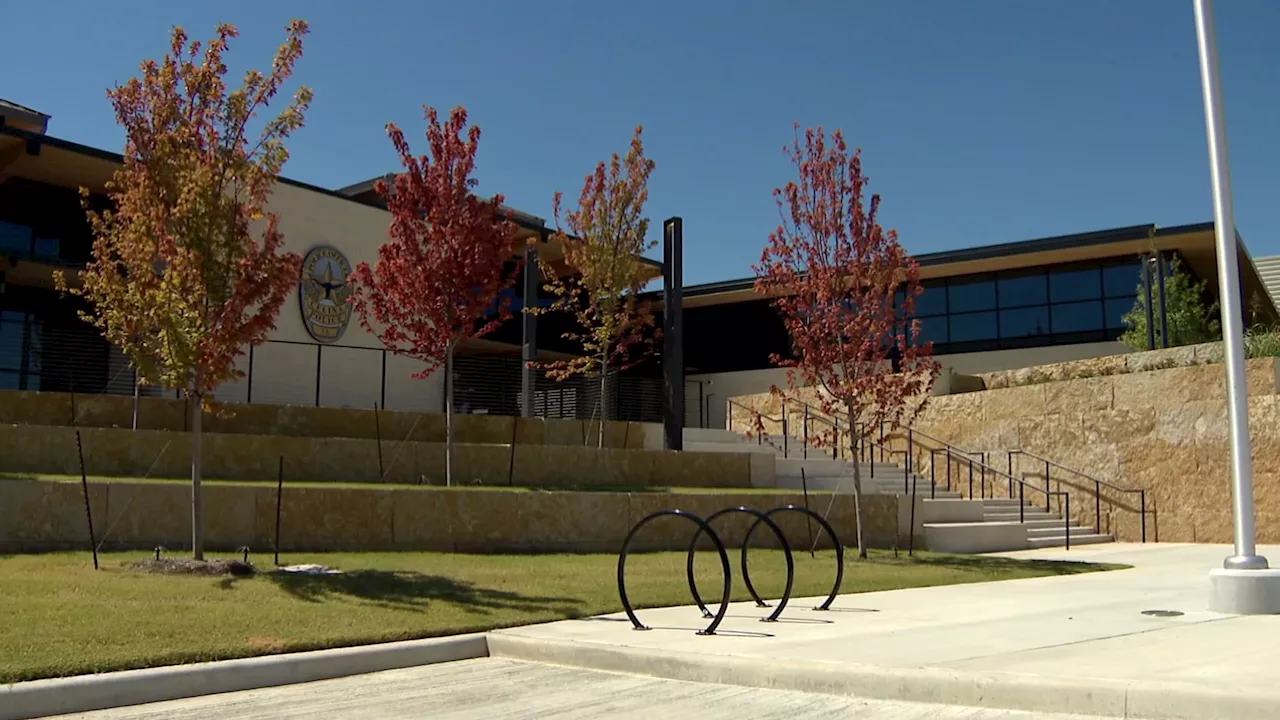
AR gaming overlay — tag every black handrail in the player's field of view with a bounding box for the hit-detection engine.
[617,509,732,635]
[1008,449,1151,543]
[685,506,795,622]
[725,397,789,456]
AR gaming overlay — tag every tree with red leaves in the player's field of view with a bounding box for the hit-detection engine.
[59,22,312,560]
[754,125,939,559]
[536,127,659,446]
[349,106,519,486]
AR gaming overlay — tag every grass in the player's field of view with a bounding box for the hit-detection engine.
[0,548,1123,683]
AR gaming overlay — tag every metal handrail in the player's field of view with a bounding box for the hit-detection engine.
[1008,448,1151,543]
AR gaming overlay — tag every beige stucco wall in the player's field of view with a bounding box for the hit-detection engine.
[213,181,446,412]
[0,478,901,553]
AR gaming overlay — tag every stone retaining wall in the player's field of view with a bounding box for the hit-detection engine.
[0,424,756,488]
[0,478,902,553]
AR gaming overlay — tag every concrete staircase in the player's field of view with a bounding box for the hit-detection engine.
[680,426,1111,552]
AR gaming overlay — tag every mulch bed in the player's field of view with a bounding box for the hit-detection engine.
[124,558,257,576]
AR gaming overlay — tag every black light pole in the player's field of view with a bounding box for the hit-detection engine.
[662,218,685,451]
[520,235,543,417]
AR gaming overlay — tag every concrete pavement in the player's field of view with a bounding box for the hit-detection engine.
[488,543,1280,719]
[47,658,1117,719]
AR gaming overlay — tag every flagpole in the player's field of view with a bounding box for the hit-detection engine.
[1195,0,1280,613]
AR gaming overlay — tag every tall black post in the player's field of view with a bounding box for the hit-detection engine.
[662,218,685,451]
[1142,255,1157,350]
[1156,252,1171,348]
[521,239,542,417]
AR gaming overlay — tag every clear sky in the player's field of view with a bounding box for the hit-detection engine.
[2,0,1276,285]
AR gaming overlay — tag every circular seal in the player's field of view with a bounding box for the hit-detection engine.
[298,245,354,343]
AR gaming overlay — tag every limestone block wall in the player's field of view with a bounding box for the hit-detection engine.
[0,391,648,448]
[0,425,755,489]
[0,479,901,553]
[726,349,1280,545]
[911,357,1280,544]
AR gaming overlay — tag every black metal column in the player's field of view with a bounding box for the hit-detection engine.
[521,238,542,417]
[662,217,684,451]
[1156,252,1171,348]
[1142,255,1157,350]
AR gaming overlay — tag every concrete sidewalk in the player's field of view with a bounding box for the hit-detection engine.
[489,543,1280,719]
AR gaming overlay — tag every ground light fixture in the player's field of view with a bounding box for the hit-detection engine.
[1193,0,1280,613]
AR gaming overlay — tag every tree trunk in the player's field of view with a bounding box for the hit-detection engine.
[848,403,867,560]
[132,380,140,431]
[445,342,456,487]
[598,352,609,449]
[190,375,205,561]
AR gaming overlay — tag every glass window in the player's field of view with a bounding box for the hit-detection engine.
[0,221,32,254]
[949,311,998,343]
[1103,262,1144,298]
[915,282,948,316]
[948,276,996,313]
[33,237,60,259]
[1000,306,1050,338]
[1105,297,1135,329]
[906,315,948,345]
[0,313,25,371]
[0,371,18,390]
[1049,266,1102,302]
[997,271,1048,308]
[1051,300,1104,334]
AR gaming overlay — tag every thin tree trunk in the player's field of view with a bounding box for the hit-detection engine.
[190,374,205,560]
[445,342,456,487]
[848,403,867,560]
[132,380,140,431]
[599,346,609,449]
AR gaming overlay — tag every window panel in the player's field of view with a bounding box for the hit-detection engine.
[914,282,948,316]
[997,272,1048,308]
[33,237,60,259]
[0,313,24,371]
[947,276,996,313]
[0,221,32,254]
[0,371,18,390]
[999,306,1050,338]
[1105,297,1135,329]
[1051,300,1104,334]
[1103,262,1144,298]
[949,311,998,343]
[1049,266,1102,302]
[906,315,948,345]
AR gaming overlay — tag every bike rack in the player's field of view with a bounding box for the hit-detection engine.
[743,505,844,611]
[617,509,732,635]
[685,506,795,622]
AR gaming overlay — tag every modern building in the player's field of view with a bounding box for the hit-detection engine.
[3,98,1275,429]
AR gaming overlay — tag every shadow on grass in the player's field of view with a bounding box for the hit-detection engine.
[888,554,1126,575]
[262,570,585,616]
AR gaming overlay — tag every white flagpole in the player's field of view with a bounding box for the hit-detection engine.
[1192,0,1266,572]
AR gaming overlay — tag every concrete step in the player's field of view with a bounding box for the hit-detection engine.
[1026,524,1094,538]
[683,440,776,455]
[1027,533,1114,549]
[983,510,1057,522]
[682,427,744,444]
[922,521,1028,554]
[776,457,853,477]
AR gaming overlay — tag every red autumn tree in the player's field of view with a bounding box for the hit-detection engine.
[58,22,311,560]
[349,106,519,486]
[754,125,939,559]
[536,127,659,446]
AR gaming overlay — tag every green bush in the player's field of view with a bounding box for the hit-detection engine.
[1120,255,1221,351]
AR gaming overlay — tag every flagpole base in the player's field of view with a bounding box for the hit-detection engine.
[1209,567,1280,614]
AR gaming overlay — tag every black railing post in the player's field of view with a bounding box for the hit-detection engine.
[930,452,937,500]
[1095,480,1102,535]
[1044,460,1051,512]
[246,346,255,404]
[1140,489,1148,543]
[968,459,973,498]
[803,406,809,459]
[1064,492,1071,550]
[1019,481,1025,523]
[946,447,952,491]
[782,402,789,458]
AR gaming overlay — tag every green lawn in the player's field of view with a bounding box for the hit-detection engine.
[0,548,1122,683]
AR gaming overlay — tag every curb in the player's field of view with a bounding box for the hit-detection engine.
[0,633,489,720]
[486,632,1280,720]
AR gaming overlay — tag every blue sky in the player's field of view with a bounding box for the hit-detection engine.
[2,1,1276,285]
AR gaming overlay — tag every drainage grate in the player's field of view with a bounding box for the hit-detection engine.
[1141,609,1185,617]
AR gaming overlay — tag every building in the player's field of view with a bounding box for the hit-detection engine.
[3,98,1276,429]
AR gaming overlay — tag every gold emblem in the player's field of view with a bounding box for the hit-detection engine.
[299,245,353,343]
